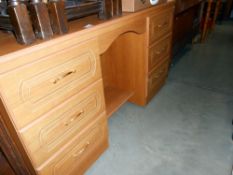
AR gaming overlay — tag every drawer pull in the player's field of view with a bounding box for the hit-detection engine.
[156,47,167,55]
[73,141,90,157]
[62,69,76,78]
[153,74,160,79]
[152,69,165,80]
[157,22,168,28]
[51,69,77,84]
[159,68,165,75]
[64,110,84,126]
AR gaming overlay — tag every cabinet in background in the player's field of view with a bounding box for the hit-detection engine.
[173,0,203,57]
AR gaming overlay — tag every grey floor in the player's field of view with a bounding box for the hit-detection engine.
[87,22,233,175]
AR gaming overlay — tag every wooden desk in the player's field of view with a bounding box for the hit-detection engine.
[0,2,174,175]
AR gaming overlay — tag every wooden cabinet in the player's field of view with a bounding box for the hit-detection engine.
[146,8,173,103]
[173,0,203,56]
[0,2,174,175]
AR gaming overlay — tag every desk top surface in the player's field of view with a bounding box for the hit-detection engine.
[0,2,174,58]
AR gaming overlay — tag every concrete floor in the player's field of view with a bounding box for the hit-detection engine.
[87,23,233,175]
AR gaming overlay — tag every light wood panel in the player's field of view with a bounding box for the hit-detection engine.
[98,19,146,55]
[104,87,134,118]
[100,32,148,106]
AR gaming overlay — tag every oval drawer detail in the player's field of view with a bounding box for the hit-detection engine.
[21,52,96,104]
[20,81,105,167]
[0,39,101,129]
[52,123,102,175]
[149,9,173,44]
[148,59,169,100]
[149,35,171,71]
[36,114,108,175]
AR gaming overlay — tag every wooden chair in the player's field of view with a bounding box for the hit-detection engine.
[201,0,222,42]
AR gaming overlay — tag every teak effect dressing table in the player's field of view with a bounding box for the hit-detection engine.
[0,2,174,175]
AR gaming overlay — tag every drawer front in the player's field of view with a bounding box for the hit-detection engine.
[0,39,101,129]
[149,35,171,71]
[36,113,108,175]
[148,59,169,101]
[20,80,105,167]
[149,10,173,44]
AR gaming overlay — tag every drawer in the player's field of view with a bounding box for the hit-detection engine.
[36,113,108,175]
[149,35,171,71]
[148,59,169,101]
[0,39,101,129]
[19,80,105,167]
[149,9,173,44]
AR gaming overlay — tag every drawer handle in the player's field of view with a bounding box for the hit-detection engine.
[156,46,167,55]
[152,69,165,80]
[64,110,84,126]
[62,69,76,78]
[157,21,168,28]
[159,68,165,75]
[73,141,90,157]
[51,69,76,84]
[153,74,160,79]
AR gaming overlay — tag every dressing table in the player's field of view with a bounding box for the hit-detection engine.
[0,2,174,174]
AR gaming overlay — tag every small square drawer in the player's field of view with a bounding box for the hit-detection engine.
[149,35,171,71]
[148,59,169,101]
[149,9,173,44]
[36,113,108,175]
[19,80,106,167]
[0,39,101,129]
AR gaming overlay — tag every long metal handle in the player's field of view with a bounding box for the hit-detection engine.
[64,110,84,126]
[51,69,76,84]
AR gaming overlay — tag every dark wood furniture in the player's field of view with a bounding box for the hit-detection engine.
[224,0,233,19]
[201,0,222,42]
[0,149,15,175]
[172,0,204,57]
[0,114,35,175]
[0,114,33,175]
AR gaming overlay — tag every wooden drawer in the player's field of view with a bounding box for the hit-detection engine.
[149,9,173,44]
[36,113,108,175]
[0,39,101,129]
[149,35,171,71]
[19,80,105,167]
[148,59,169,101]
